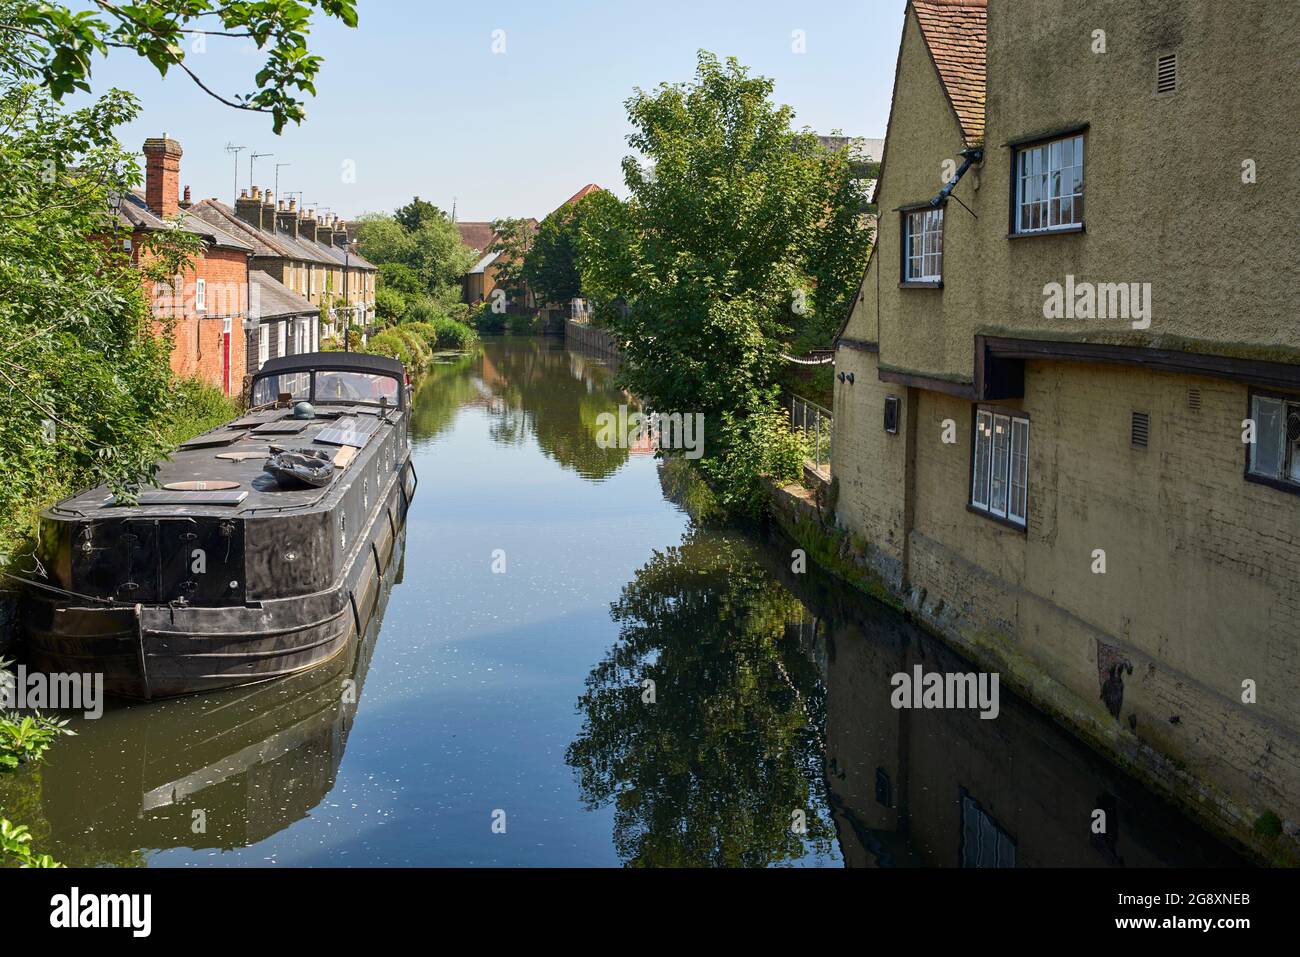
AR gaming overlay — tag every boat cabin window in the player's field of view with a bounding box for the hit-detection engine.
[252,369,400,408]
[315,371,400,405]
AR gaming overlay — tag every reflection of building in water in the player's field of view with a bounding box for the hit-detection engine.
[762,548,1245,868]
[38,536,405,863]
[811,608,1243,867]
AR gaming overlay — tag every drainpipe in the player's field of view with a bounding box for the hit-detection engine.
[929,146,983,207]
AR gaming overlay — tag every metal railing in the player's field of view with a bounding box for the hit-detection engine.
[791,394,833,477]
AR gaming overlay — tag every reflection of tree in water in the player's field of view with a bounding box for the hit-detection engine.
[566,530,835,866]
[482,338,631,481]
[408,353,480,444]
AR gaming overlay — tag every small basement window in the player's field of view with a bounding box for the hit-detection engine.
[971,408,1029,528]
[1247,392,1300,491]
[884,395,899,434]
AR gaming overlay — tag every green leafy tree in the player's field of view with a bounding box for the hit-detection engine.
[356,203,475,309]
[523,191,605,307]
[0,0,358,133]
[584,52,870,510]
[487,217,533,304]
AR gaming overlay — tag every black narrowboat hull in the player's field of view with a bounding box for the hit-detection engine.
[21,352,416,701]
[24,458,414,700]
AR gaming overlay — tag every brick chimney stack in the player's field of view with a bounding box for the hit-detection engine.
[142,136,182,219]
[276,198,299,239]
[260,190,276,231]
[235,186,263,229]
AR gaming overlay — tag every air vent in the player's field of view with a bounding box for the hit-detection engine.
[1131,411,1150,448]
[1156,53,1177,94]
[1187,388,1201,411]
[884,395,899,434]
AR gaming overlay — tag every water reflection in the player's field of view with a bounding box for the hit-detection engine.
[569,502,1247,867]
[566,529,837,866]
[412,337,637,481]
[4,537,405,866]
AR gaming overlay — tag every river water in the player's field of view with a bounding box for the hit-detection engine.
[3,336,1246,867]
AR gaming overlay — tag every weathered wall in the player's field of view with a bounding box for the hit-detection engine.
[972,0,1299,363]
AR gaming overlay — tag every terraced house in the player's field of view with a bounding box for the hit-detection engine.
[831,0,1298,856]
[190,187,378,364]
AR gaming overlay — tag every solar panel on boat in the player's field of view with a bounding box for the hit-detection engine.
[180,430,248,449]
[252,421,308,435]
[115,490,249,506]
[314,416,382,447]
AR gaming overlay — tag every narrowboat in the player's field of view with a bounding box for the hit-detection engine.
[22,352,417,700]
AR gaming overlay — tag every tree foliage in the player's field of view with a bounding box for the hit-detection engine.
[0,78,230,562]
[485,217,533,305]
[0,0,358,133]
[522,191,604,307]
[581,52,871,509]
[355,201,475,322]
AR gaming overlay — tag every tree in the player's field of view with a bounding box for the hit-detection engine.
[585,52,870,509]
[0,78,208,558]
[487,217,533,304]
[523,190,616,308]
[0,0,358,133]
[355,203,475,312]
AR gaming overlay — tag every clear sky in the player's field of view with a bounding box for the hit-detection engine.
[79,0,905,222]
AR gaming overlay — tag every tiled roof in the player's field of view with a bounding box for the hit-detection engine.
[117,192,253,252]
[556,184,602,211]
[912,0,987,144]
[250,270,316,320]
[456,221,497,254]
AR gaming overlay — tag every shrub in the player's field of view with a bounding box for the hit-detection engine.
[507,312,540,335]
[375,286,408,323]
[404,296,448,326]
[364,331,412,367]
[163,378,240,449]
[698,404,809,516]
[393,327,431,367]
[474,305,506,335]
[431,318,478,350]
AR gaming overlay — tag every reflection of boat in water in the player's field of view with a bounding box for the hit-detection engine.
[24,353,416,700]
[36,533,405,859]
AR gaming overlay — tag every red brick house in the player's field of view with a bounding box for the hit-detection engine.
[117,137,255,396]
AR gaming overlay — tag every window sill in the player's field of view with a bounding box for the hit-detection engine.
[1244,472,1300,498]
[1008,224,1085,240]
[899,280,943,289]
[966,504,1028,534]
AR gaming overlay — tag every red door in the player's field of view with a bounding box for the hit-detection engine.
[221,318,232,394]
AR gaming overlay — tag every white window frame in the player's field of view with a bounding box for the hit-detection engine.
[1014,133,1084,234]
[1247,392,1300,487]
[903,207,943,282]
[277,321,286,358]
[195,277,206,312]
[971,408,1029,528]
[258,323,270,368]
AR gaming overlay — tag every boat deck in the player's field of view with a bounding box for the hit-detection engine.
[52,403,402,519]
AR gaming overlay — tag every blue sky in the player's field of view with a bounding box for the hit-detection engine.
[81,0,905,222]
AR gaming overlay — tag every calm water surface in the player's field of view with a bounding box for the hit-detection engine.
[6,337,1246,867]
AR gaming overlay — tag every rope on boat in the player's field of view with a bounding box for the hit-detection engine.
[1,571,121,606]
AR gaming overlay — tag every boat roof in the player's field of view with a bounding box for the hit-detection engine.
[48,405,403,520]
[254,351,405,380]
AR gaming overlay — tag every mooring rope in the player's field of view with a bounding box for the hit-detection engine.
[1,571,121,606]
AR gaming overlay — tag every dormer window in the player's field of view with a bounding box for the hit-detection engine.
[902,206,944,283]
[1014,133,1084,234]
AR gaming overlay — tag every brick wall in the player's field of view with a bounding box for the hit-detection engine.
[144,245,248,395]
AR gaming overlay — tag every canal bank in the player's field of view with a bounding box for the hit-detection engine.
[763,474,1289,865]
